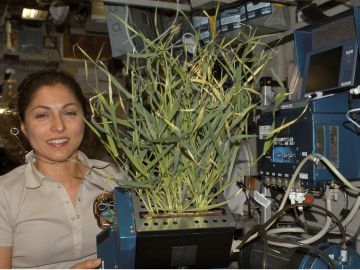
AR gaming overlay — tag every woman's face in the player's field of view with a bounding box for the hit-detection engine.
[20,83,85,164]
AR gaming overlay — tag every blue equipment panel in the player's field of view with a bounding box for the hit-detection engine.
[302,39,359,94]
[294,8,360,97]
[299,243,360,269]
[257,92,360,189]
[295,8,360,77]
[96,188,136,269]
[96,188,236,268]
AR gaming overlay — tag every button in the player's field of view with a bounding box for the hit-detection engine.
[112,23,121,32]
[77,214,80,219]
[71,217,76,221]
[305,195,314,204]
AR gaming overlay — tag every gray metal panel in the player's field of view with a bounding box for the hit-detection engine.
[131,192,236,232]
[104,5,135,57]
[312,15,356,50]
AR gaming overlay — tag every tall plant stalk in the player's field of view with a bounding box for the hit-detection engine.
[79,13,284,216]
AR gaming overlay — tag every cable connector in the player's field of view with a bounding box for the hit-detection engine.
[328,187,339,201]
[289,191,296,205]
[350,85,360,95]
[296,191,306,211]
[289,191,306,210]
[304,194,314,204]
[310,155,320,165]
[339,247,348,263]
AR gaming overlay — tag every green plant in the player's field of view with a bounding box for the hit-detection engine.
[78,13,285,216]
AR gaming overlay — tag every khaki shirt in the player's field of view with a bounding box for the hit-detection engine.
[0,151,125,268]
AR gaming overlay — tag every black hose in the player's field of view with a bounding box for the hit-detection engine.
[265,203,346,248]
[351,223,360,245]
[237,202,347,250]
[261,224,269,269]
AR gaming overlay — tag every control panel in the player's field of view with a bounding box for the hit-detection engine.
[257,93,360,189]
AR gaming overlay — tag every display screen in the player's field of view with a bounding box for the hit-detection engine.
[305,46,342,93]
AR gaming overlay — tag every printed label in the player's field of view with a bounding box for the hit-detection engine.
[281,103,293,109]
[254,190,271,208]
[259,125,272,140]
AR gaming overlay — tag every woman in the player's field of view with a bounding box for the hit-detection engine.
[0,70,124,268]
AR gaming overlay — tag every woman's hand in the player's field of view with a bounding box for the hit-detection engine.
[70,258,101,269]
[0,246,12,269]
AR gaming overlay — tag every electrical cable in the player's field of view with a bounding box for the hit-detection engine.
[293,208,302,228]
[268,187,283,210]
[242,153,358,246]
[268,193,333,247]
[348,90,360,134]
[351,220,360,244]
[279,153,360,212]
[264,187,331,247]
[237,202,347,251]
[336,195,360,229]
[237,181,261,217]
[267,227,305,235]
[278,154,317,211]
[343,189,349,210]
[261,221,269,269]
[298,209,310,231]
[245,190,253,219]
[346,108,360,129]
[328,188,349,231]
[316,153,360,192]
[303,191,360,234]
[237,224,262,249]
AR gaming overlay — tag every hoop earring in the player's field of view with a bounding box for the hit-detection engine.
[9,127,29,156]
[10,127,19,137]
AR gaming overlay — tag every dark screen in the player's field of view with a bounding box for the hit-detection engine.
[306,46,342,93]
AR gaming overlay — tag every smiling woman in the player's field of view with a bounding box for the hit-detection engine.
[20,83,86,168]
[0,69,126,269]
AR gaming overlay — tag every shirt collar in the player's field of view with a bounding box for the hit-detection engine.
[24,151,46,188]
[24,150,112,189]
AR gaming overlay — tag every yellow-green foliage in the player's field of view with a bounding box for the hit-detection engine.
[79,13,283,215]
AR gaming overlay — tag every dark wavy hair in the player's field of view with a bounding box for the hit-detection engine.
[17,69,88,121]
